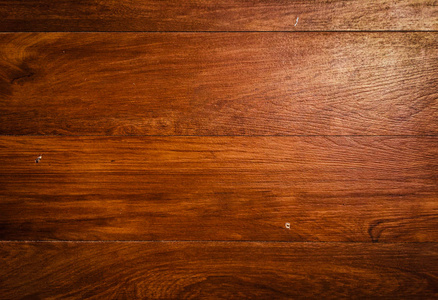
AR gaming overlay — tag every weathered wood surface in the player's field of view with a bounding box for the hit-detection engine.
[1,2,437,298]
[1,242,437,299]
[1,136,436,242]
[1,32,437,136]
[0,0,436,32]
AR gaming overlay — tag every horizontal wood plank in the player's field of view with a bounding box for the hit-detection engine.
[0,136,436,242]
[0,0,436,32]
[1,32,437,136]
[0,242,437,299]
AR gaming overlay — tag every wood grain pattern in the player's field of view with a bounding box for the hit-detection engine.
[1,32,437,136]
[1,1,438,297]
[0,242,437,299]
[1,136,436,242]
[0,0,436,32]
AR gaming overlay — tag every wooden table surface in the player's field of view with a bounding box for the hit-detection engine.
[0,1,437,299]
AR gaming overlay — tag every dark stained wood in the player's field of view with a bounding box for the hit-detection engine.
[1,1,437,299]
[1,32,437,136]
[0,136,436,241]
[0,0,436,32]
[0,242,437,299]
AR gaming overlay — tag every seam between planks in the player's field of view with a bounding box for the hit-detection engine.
[1,135,438,137]
[0,30,437,33]
[1,241,437,244]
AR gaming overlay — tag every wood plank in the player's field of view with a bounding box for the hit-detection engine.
[0,242,437,299]
[1,32,437,136]
[0,0,436,32]
[0,136,436,242]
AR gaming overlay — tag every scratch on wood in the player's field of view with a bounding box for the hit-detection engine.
[10,72,35,85]
[368,220,386,243]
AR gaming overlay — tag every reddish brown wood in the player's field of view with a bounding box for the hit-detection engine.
[0,1,437,297]
[0,0,436,32]
[1,32,437,136]
[0,242,437,299]
[0,136,436,241]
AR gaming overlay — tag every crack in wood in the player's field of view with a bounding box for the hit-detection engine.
[10,72,35,85]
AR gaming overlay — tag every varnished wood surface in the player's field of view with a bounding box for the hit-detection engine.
[0,242,437,299]
[1,32,437,136]
[0,0,437,32]
[1,136,436,241]
[1,2,437,298]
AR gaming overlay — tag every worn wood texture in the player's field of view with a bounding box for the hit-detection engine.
[0,0,436,32]
[1,32,437,136]
[0,242,437,299]
[1,1,437,298]
[0,136,436,241]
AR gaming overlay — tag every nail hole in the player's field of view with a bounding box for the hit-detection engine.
[35,154,42,163]
[285,222,290,229]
